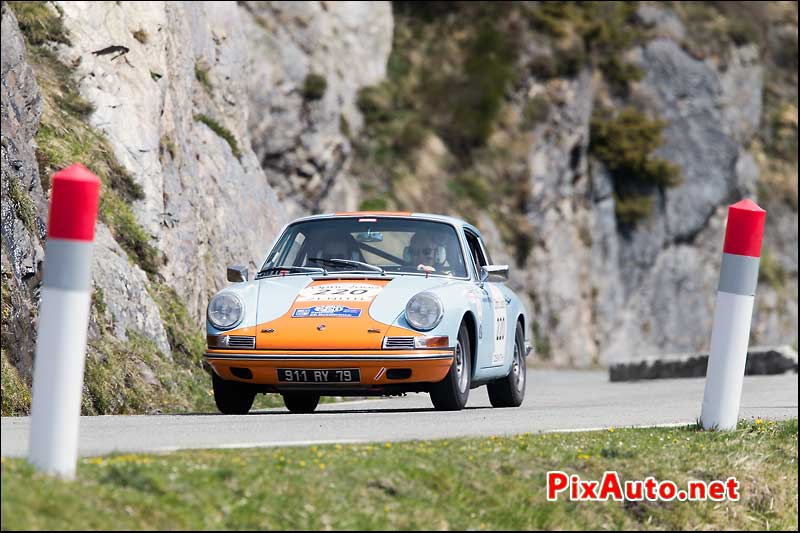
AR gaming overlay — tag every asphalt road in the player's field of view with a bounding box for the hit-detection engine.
[1,370,797,458]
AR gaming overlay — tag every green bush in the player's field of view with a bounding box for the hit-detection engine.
[302,73,327,101]
[448,171,492,205]
[590,107,681,224]
[590,108,681,188]
[526,2,642,89]
[600,56,644,95]
[440,20,519,155]
[526,1,577,38]
[395,119,428,156]
[614,194,654,225]
[359,197,389,211]
[553,42,588,78]
[356,86,393,123]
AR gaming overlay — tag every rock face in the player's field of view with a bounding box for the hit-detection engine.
[1,5,45,378]
[486,9,795,367]
[89,225,171,356]
[239,1,393,218]
[599,38,765,363]
[54,1,289,321]
[1,0,796,395]
[1,1,394,400]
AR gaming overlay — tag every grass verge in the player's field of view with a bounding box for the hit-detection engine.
[1,419,796,530]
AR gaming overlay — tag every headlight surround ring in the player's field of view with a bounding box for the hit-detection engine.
[405,292,444,331]
[207,292,244,330]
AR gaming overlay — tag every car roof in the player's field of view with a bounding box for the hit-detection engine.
[289,212,484,239]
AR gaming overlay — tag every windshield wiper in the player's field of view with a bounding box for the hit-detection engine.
[256,265,326,278]
[308,258,385,275]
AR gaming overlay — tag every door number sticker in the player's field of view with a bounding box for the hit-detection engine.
[487,285,507,366]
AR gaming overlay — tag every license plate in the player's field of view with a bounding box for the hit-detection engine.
[277,368,360,383]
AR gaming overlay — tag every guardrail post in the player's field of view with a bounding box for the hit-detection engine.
[28,163,100,478]
[700,199,766,430]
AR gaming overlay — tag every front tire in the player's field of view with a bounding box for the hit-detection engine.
[487,321,527,408]
[282,392,320,413]
[430,321,471,411]
[212,372,256,414]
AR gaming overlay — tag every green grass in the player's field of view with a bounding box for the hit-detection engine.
[1,420,796,530]
[194,63,213,94]
[6,174,38,234]
[7,1,70,46]
[195,114,241,160]
[1,349,31,416]
[82,282,285,415]
[98,193,160,275]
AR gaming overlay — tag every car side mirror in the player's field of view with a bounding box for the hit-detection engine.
[227,265,248,282]
[480,265,509,283]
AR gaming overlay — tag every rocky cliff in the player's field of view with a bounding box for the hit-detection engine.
[1,1,796,414]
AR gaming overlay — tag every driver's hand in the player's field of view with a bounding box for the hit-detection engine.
[417,264,435,273]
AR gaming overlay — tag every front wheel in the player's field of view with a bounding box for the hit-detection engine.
[430,321,471,411]
[212,372,256,414]
[282,392,320,413]
[487,321,527,408]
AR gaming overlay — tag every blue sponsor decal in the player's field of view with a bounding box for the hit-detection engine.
[292,305,362,318]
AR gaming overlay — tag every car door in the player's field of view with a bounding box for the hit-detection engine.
[464,229,507,369]
[477,234,513,366]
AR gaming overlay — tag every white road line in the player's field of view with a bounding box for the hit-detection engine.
[150,438,366,454]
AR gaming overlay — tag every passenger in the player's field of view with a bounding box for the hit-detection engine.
[306,232,362,269]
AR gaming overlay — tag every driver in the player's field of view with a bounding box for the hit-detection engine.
[407,231,448,273]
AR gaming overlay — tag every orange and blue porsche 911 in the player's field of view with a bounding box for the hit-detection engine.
[204,212,532,414]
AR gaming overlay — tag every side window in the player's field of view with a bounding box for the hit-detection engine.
[464,231,487,278]
[478,237,493,265]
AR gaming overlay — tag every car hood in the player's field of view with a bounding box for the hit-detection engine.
[253,275,456,350]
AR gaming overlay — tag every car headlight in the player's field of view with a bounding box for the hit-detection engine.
[207,292,244,330]
[405,292,443,331]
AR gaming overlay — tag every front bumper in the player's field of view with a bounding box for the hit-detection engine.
[204,348,455,386]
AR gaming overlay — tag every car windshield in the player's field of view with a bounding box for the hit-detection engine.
[260,218,468,278]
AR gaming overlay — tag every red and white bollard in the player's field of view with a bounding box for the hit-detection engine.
[700,199,766,431]
[28,163,100,478]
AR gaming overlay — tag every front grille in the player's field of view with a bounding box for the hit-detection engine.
[227,336,256,349]
[383,336,415,349]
